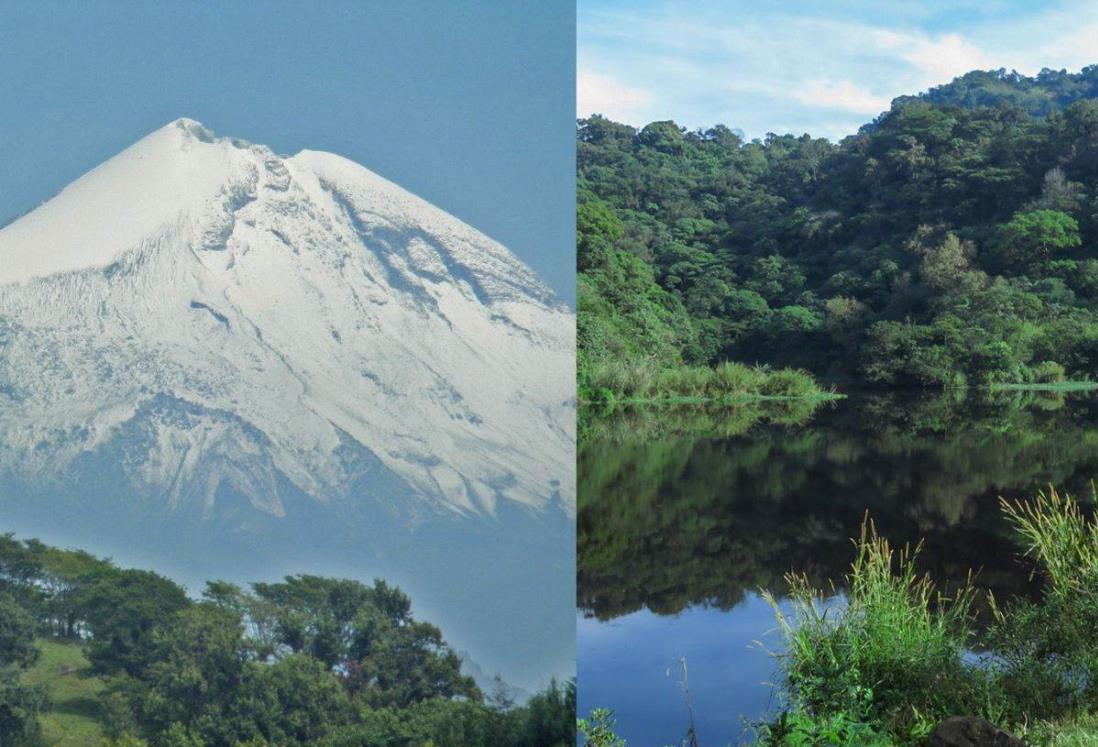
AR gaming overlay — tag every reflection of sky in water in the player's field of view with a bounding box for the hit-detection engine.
[578,392,1098,745]
[579,594,797,747]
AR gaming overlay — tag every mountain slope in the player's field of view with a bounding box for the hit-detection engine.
[578,67,1098,389]
[885,65,1098,122]
[0,118,575,518]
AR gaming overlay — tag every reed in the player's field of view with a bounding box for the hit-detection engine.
[1000,486,1098,596]
[580,358,833,405]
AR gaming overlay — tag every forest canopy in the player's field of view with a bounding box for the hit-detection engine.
[0,535,575,747]
[578,65,1098,391]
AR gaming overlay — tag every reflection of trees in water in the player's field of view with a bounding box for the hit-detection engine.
[578,391,1098,620]
[577,397,828,446]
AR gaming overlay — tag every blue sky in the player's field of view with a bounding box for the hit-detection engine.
[0,1,575,302]
[579,0,1098,141]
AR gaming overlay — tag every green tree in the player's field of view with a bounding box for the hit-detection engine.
[0,669,46,747]
[997,209,1081,272]
[0,595,45,746]
[80,568,189,676]
[242,654,353,745]
[577,201,624,272]
[520,679,575,747]
[130,604,249,737]
[0,594,39,669]
[350,618,479,709]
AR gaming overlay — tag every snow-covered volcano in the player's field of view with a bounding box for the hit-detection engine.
[0,118,575,518]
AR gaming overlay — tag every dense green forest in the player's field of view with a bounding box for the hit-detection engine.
[0,535,574,746]
[578,66,1098,393]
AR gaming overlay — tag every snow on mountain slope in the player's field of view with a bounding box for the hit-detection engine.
[0,118,575,517]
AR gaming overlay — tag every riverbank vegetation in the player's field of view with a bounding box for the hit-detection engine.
[0,536,575,747]
[579,66,1098,391]
[758,488,1098,746]
[578,486,1098,746]
[581,358,833,405]
[577,392,828,445]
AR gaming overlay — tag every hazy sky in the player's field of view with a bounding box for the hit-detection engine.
[579,0,1098,141]
[0,1,576,301]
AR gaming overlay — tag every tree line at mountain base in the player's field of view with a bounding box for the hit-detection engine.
[0,534,574,747]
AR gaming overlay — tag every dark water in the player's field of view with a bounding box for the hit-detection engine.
[577,390,1098,746]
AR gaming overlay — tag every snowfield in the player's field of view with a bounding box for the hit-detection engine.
[0,118,575,518]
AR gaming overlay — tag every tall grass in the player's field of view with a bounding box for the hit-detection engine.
[989,488,1098,727]
[1029,713,1098,746]
[1000,487,1098,596]
[764,520,982,743]
[763,490,1098,745]
[587,490,1098,745]
[581,359,831,404]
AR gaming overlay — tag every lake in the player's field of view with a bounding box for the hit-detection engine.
[577,389,1098,746]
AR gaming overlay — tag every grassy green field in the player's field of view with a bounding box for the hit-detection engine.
[22,639,106,746]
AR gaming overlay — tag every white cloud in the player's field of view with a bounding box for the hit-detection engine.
[1016,21,1098,74]
[792,79,892,114]
[578,1,1098,141]
[577,70,654,123]
[870,29,995,87]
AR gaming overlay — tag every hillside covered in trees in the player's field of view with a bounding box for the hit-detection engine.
[578,65,1098,391]
[0,535,574,746]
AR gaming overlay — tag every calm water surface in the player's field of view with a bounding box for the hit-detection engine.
[577,390,1098,746]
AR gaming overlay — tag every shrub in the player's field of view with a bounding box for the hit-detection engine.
[756,368,819,398]
[986,489,1098,721]
[1031,361,1067,384]
[763,489,1098,743]
[756,707,891,746]
[578,708,626,747]
[711,361,763,393]
[580,359,827,403]
[765,520,984,744]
